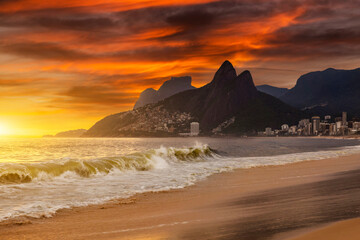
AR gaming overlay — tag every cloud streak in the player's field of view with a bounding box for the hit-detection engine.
[0,42,91,60]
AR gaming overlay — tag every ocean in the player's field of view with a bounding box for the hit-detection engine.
[0,137,360,222]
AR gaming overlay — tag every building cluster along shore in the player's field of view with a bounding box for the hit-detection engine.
[261,112,360,136]
[129,105,193,134]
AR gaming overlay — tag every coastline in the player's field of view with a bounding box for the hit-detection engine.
[1,152,360,239]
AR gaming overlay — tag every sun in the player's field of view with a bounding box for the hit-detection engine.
[0,123,11,136]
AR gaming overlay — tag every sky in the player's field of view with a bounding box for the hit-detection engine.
[0,0,359,136]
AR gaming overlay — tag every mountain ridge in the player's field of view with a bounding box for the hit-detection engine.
[160,61,261,131]
[133,76,195,109]
[84,60,302,137]
[43,129,87,138]
[256,84,289,98]
[280,67,360,115]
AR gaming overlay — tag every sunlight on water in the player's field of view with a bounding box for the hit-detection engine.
[0,122,11,136]
[0,137,359,222]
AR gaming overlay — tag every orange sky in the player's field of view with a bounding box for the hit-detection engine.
[0,0,359,136]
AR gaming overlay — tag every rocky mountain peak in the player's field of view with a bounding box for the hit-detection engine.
[134,76,195,109]
[211,60,237,88]
[235,70,258,96]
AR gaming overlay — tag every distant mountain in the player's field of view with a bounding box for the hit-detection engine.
[256,85,288,98]
[161,61,302,133]
[55,129,87,137]
[280,68,360,115]
[133,76,195,109]
[84,61,302,137]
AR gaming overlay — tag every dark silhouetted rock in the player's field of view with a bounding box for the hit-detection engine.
[55,129,87,137]
[256,85,288,98]
[85,61,302,137]
[133,76,195,109]
[280,68,360,115]
[162,60,301,132]
[133,88,157,109]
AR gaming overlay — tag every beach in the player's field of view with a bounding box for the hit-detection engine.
[1,151,359,239]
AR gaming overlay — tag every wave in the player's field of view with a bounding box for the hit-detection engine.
[0,144,215,184]
[1,140,360,223]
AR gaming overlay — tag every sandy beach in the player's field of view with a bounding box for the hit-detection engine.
[1,153,359,240]
[288,218,360,240]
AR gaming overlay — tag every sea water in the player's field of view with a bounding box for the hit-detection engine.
[0,137,359,222]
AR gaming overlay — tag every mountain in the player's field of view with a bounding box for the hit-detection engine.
[280,68,360,115]
[84,61,302,137]
[256,84,288,98]
[161,61,302,133]
[133,88,157,109]
[133,76,195,109]
[55,129,87,137]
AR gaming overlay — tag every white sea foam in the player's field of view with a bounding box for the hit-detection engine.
[0,138,359,222]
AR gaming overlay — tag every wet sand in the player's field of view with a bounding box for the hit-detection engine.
[1,153,360,240]
[287,218,360,240]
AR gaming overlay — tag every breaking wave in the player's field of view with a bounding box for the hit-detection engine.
[0,145,215,184]
[1,138,360,223]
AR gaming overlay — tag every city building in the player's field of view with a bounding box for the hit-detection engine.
[353,122,360,131]
[190,122,200,136]
[320,122,328,135]
[289,126,297,135]
[305,123,312,136]
[324,115,331,123]
[281,124,289,131]
[339,126,348,135]
[342,112,347,126]
[336,121,342,131]
[298,119,310,128]
[329,123,336,135]
[312,116,320,135]
[265,127,272,136]
[262,111,358,137]
[335,117,342,122]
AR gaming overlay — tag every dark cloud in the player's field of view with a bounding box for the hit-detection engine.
[63,85,138,105]
[166,9,215,28]
[1,0,359,63]
[249,14,360,60]
[0,12,119,34]
[0,40,234,62]
[0,0,19,4]
[0,42,90,60]
[0,1,293,38]
[269,27,360,46]
[249,43,360,60]
[110,44,201,62]
[107,42,240,63]
[32,17,117,31]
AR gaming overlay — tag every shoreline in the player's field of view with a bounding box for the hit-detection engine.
[37,135,360,139]
[1,152,360,239]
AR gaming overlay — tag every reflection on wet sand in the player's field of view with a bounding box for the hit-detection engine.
[182,169,360,240]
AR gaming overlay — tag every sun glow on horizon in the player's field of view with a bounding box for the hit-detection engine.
[0,121,30,137]
[0,122,11,136]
